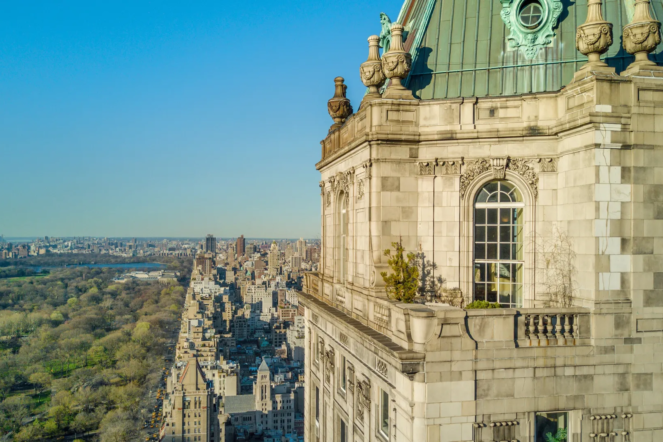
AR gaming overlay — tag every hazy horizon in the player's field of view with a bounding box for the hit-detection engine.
[0,0,402,238]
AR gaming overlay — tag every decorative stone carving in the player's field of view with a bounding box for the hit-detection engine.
[575,0,613,72]
[360,36,386,105]
[312,313,319,324]
[459,159,491,197]
[417,161,435,176]
[382,24,415,100]
[340,332,349,347]
[326,190,332,208]
[361,159,373,179]
[373,303,390,329]
[379,13,392,54]
[357,179,365,200]
[437,160,462,175]
[327,77,353,133]
[491,158,508,179]
[319,181,326,196]
[622,0,662,75]
[538,157,558,172]
[324,346,335,384]
[509,158,539,198]
[499,0,563,59]
[356,378,371,423]
[376,359,388,377]
[459,157,540,198]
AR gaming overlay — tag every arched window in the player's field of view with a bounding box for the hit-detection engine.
[339,193,348,283]
[473,181,524,307]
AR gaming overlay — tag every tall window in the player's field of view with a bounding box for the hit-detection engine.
[380,389,389,438]
[474,181,524,307]
[340,419,347,442]
[339,193,348,282]
[315,387,320,442]
[340,355,346,391]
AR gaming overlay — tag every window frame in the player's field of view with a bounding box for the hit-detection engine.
[534,411,570,442]
[473,180,525,308]
[339,355,347,392]
[379,389,390,439]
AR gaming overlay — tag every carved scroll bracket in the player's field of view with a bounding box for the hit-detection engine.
[459,156,552,199]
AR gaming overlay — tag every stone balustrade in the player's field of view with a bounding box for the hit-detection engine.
[301,272,594,354]
[517,308,590,347]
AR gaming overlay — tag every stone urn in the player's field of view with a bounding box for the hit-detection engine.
[576,0,613,70]
[381,24,415,100]
[359,35,386,105]
[622,0,662,74]
[327,77,353,133]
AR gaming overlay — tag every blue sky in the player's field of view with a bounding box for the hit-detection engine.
[0,0,402,239]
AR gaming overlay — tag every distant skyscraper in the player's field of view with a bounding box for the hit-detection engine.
[205,234,217,254]
[246,243,256,256]
[268,241,279,275]
[236,235,246,257]
[296,238,306,257]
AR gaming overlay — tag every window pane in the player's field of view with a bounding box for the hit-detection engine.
[499,244,511,260]
[487,208,498,224]
[499,226,510,242]
[535,412,568,442]
[475,284,486,301]
[485,182,498,194]
[500,208,511,224]
[476,226,486,242]
[381,390,389,435]
[487,226,498,241]
[475,208,486,224]
[487,191,498,202]
[487,287,498,303]
[487,243,497,259]
[476,189,489,203]
[475,243,485,260]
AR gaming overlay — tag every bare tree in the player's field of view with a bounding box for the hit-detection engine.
[537,226,576,308]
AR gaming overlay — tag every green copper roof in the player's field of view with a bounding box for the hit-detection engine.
[398,0,663,99]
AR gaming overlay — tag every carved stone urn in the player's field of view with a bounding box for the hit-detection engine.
[359,35,386,106]
[575,0,613,73]
[622,0,662,75]
[381,24,415,100]
[327,77,353,133]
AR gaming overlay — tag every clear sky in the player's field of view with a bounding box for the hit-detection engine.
[0,0,403,239]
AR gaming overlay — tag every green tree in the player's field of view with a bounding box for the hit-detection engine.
[14,422,44,442]
[380,238,419,303]
[0,395,31,434]
[29,371,53,395]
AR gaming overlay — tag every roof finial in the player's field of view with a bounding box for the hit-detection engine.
[360,36,386,106]
[327,77,353,133]
[622,0,662,75]
[575,0,613,75]
[381,24,416,100]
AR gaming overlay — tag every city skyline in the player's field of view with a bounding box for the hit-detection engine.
[0,0,402,239]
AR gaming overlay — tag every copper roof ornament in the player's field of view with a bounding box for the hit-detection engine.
[622,0,662,75]
[327,77,353,134]
[574,0,613,78]
[360,36,386,106]
[381,24,416,100]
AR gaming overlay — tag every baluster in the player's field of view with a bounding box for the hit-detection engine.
[527,315,536,346]
[541,315,549,346]
[563,314,572,340]
[573,314,579,341]
[552,313,560,345]
[533,315,541,345]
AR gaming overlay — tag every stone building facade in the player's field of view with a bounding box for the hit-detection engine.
[299,0,663,441]
[161,357,219,442]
